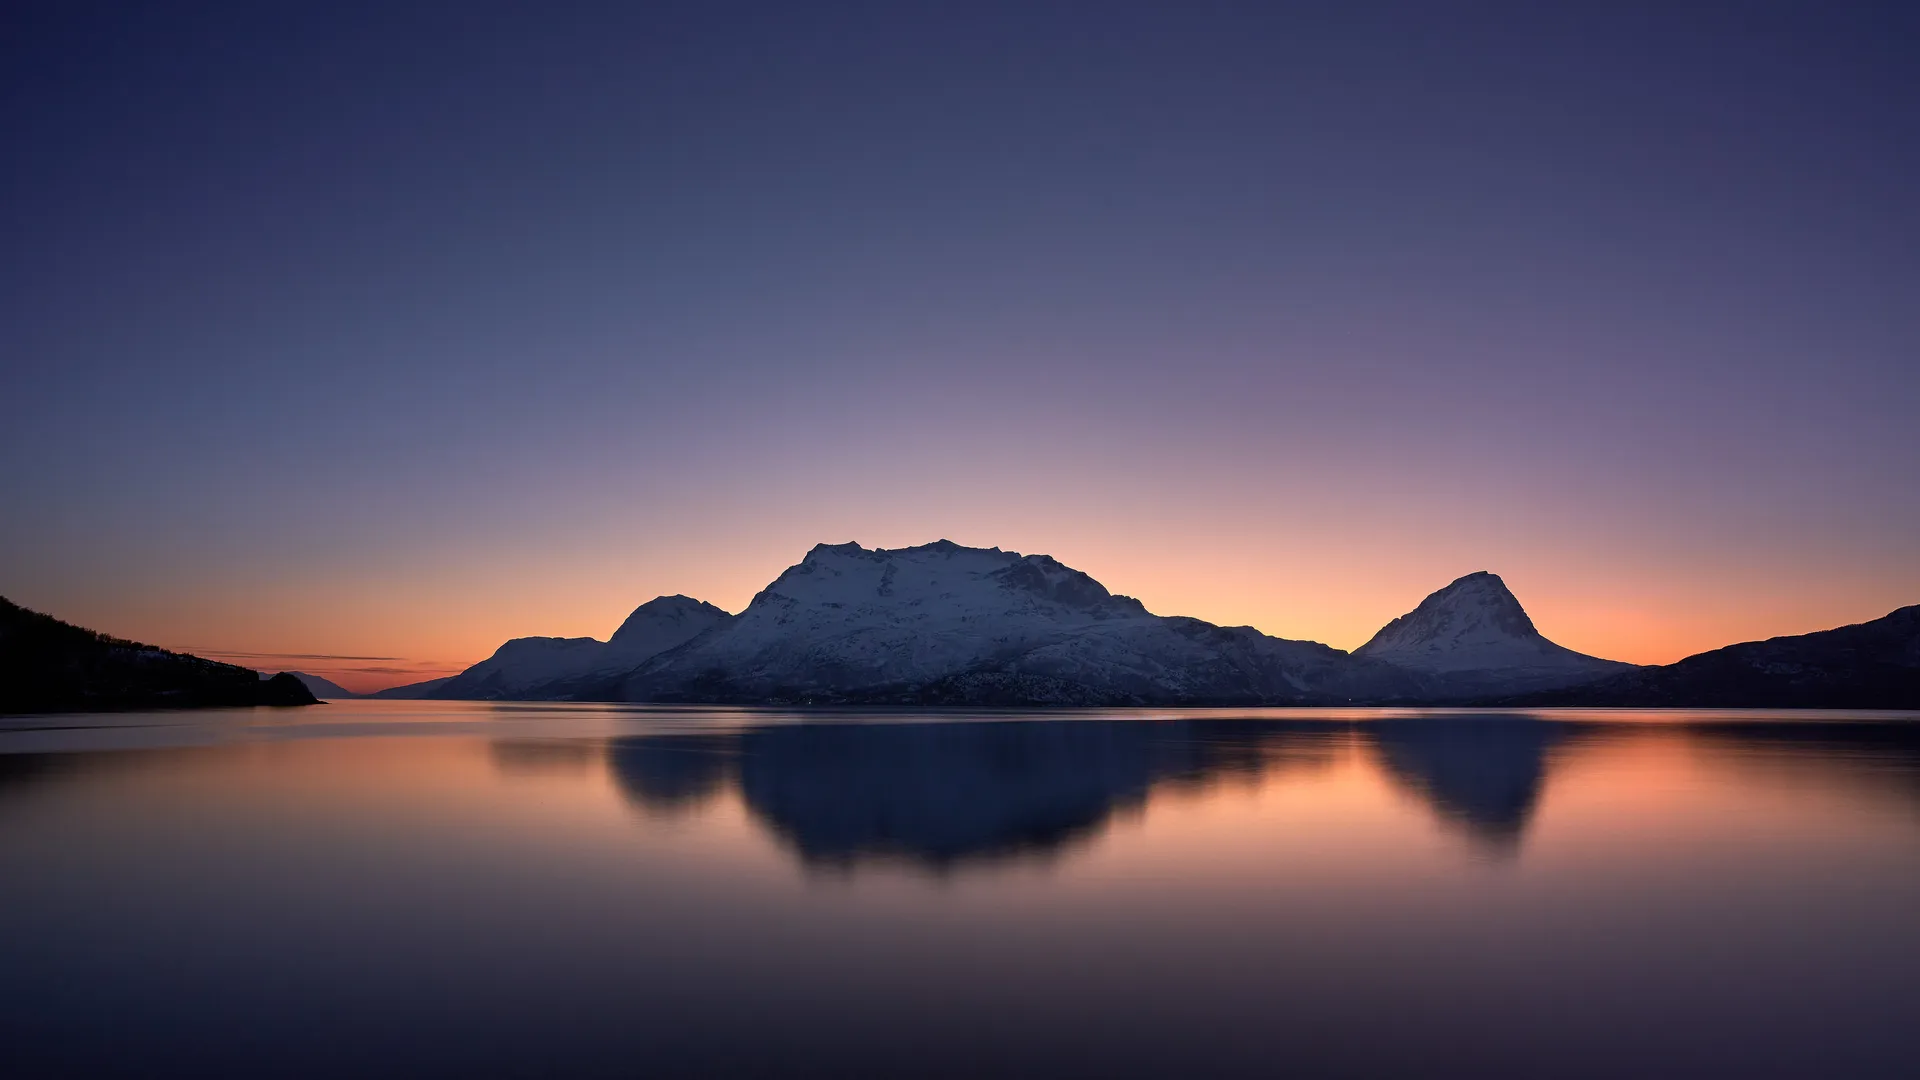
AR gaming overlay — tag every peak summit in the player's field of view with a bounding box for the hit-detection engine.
[804,539,1002,562]
[424,593,734,701]
[613,539,1306,704]
[1355,571,1622,681]
[609,595,732,649]
[1409,572,1538,638]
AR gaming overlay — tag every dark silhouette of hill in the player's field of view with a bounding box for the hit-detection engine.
[0,597,317,713]
[276,671,358,699]
[1509,605,1920,708]
[365,676,453,699]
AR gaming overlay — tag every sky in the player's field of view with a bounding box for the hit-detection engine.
[3,1,1916,692]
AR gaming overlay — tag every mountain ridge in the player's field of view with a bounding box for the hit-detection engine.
[327,541,1913,709]
[1,597,319,713]
[1504,604,1920,708]
[548,540,1416,706]
[425,594,732,700]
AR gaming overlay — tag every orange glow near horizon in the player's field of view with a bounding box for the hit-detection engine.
[16,455,1914,694]
[46,527,1904,694]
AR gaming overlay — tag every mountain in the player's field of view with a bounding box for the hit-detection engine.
[609,595,735,657]
[366,676,454,699]
[1354,572,1632,695]
[429,595,732,700]
[398,542,1912,708]
[564,541,1420,706]
[0,597,318,713]
[269,671,358,699]
[429,637,606,700]
[1513,604,1920,709]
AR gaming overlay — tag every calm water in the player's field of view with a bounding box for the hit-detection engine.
[3,702,1917,1078]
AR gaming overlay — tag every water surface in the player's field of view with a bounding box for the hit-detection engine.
[3,702,1917,1077]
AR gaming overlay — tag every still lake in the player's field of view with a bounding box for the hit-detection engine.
[3,701,1917,1078]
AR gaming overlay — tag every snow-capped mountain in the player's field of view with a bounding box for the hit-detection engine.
[383,545,1907,706]
[571,541,1419,706]
[608,595,735,659]
[1353,572,1632,694]
[429,595,731,700]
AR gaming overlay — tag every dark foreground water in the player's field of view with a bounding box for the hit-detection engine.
[2,703,1917,1078]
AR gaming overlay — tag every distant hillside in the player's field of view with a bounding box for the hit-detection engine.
[0,597,318,713]
[272,671,358,699]
[366,676,454,699]
[427,595,731,701]
[1510,605,1920,709]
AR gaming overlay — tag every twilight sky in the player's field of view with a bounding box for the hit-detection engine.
[4,2,1916,691]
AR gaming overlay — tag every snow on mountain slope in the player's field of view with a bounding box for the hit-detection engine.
[432,637,607,699]
[1354,572,1632,692]
[603,541,1411,705]
[608,595,736,659]
[430,595,731,700]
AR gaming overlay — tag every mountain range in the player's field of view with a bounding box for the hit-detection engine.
[382,540,1918,708]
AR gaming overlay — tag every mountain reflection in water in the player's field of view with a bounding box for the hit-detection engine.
[602,734,733,816]
[1364,716,1564,853]
[5,706,1920,1078]
[570,717,1569,869]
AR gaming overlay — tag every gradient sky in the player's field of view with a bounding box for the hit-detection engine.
[4,2,1917,691]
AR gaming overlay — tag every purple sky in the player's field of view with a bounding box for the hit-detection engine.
[3,2,1916,689]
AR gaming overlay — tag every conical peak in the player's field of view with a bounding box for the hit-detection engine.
[1438,570,1508,594]
[1354,570,1542,663]
[1406,571,1535,635]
